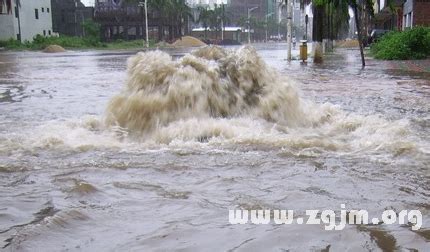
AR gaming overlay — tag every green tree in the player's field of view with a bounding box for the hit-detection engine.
[82,20,101,45]
[197,7,213,39]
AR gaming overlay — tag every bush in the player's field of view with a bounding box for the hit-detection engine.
[0,38,26,49]
[81,20,101,45]
[371,26,430,60]
[1,34,154,50]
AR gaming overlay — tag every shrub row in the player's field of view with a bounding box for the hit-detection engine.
[371,26,430,60]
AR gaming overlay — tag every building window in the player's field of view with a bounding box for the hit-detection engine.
[43,30,46,36]
[35,9,39,19]
[48,30,51,35]
[42,7,44,12]
[15,6,18,18]
[47,8,50,13]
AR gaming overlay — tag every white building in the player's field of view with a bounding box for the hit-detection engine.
[0,0,53,42]
[187,0,227,9]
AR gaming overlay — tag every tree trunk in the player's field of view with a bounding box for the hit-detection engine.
[313,5,324,42]
[158,25,163,41]
[353,5,365,67]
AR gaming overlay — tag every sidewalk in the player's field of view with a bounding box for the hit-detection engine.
[386,59,430,73]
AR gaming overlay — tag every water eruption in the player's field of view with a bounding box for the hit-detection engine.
[105,46,329,140]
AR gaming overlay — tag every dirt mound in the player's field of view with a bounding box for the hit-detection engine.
[43,44,66,53]
[172,36,206,47]
[337,40,359,48]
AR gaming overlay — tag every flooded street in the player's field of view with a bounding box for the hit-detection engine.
[0,44,429,251]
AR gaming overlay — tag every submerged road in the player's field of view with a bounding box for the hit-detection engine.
[0,44,429,251]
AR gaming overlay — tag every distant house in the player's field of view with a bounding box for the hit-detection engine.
[51,0,94,37]
[403,0,430,29]
[373,0,404,31]
[94,0,168,41]
[191,26,243,42]
[0,0,53,42]
[373,0,430,31]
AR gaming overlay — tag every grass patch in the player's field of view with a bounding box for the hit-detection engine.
[371,26,430,60]
[0,36,156,51]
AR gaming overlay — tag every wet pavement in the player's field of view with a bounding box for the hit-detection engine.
[0,44,429,251]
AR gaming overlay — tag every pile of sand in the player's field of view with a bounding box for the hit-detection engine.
[43,44,66,53]
[336,40,359,48]
[172,36,206,47]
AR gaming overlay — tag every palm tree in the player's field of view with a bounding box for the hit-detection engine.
[147,0,171,41]
[197,7,213,39]
[171,0,193,39]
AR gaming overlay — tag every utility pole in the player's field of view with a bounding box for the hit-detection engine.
[221,18,224,40]
[286,0,292,60]
[305,14,308,40]
[247,6,258,44]
[145,0,149,48]
[74,0,78,36]
[221,4,224,41]
[138,0,149,48]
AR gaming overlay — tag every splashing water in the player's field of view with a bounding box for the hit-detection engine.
[0,46,422,156]
[106,46,314,131]
[1,45,429,251]
[102,46,418,155]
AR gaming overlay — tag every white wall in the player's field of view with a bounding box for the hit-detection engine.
[19,0,53,41]
[0,14,16,40]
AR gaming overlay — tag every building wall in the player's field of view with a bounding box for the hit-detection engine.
[403,0,414,29]
[413,0,430,26]
[0,12,16,40]
[19,0,53,41]
[51,0,94,37]
[226,0,268,26]
[1,0,54,41]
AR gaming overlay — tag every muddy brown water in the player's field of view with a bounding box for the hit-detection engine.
[0,44,429,251]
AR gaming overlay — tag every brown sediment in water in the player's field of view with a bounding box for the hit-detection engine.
[358,226,397,251]
[105,45,316,137]
[42,45,66,53]
[70,180,98,194]
[102,45,414,154]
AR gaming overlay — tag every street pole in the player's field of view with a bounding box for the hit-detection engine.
[74,0,78,36]
[139,1,149,48]
[265,15,268,42]
[145,0,149,48]
[305,14,308,40]
[221,4,224,41]
[247,6,258,44]
[286,0,292,61]
[221,18,224,40]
